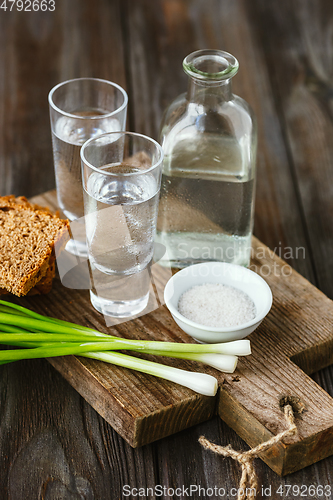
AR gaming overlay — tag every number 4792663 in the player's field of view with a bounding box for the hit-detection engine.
[0,0,55,11]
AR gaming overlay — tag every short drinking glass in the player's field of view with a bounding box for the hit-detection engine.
[81,132,164,318]
[49,78,128,256]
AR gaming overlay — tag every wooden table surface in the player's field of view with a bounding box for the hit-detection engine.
[1,1,333,499]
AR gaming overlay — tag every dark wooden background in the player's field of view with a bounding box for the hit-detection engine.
[1,0,333,498]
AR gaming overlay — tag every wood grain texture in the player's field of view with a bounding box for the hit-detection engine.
[123,0,316,284]
[0,0,127,200]
[219,238,333,475]
[24,190,333,475]
[248,0,333,299]
[1,0,333,497]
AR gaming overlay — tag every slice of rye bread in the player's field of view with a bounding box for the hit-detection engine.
[0,195,70,296]
[0,253,56,296]
[0,196,60,294]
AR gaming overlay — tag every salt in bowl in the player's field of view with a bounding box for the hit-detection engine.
[164,262,273,343]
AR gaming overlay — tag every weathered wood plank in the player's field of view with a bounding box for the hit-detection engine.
[0,0,127,199]
[24,190,333,476]
[121,1,333,479]
[0,2,142,498]
[1,0,333,496]
[219,240,333,475]
[123,0,316,285]
[248,0,333,299]
[0,8,60,197]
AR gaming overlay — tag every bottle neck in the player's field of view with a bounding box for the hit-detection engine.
[187,77,232,105]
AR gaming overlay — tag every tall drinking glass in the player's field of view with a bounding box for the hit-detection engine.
[81,132,164,318]
[49,78,128,256]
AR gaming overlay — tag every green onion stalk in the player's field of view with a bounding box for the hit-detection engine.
[0,300,251,396]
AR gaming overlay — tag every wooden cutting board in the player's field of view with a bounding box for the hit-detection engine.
[22,190,333,476]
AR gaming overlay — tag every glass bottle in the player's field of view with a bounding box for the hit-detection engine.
[156,49,257,268]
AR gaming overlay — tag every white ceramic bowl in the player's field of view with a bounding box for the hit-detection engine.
[164,262,273,343]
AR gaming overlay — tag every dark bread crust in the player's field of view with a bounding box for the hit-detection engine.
[0,258,56,296]
[0,196,70,296]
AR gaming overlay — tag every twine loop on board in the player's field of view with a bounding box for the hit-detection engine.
[199,404,298,500]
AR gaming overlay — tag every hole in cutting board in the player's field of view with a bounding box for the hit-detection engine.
[279,395,306,416]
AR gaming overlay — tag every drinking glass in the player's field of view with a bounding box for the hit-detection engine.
[81,131,164,318]
[49,78,128,256]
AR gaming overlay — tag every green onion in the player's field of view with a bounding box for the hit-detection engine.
[0,324,33,334]
[140,350,238,373]
[0,336,238,374]
[0,301,251,352]
[0,300,251,396]
[0,321,250,353]
[0,341,234,362]
[80,351,218,397]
